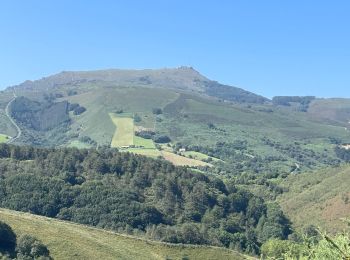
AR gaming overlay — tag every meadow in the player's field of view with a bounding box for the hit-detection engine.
[109,113,134,147]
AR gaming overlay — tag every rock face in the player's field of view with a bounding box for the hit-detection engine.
[10,97,70,131]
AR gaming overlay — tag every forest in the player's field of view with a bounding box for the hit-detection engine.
[0,144,291,254]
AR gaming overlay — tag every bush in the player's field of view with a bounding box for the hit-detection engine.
[152,135,171,143]
[73,106,86,115]
[134,114,142,123]
[16,235,51,259]
[67,90,77,96]
[261,239,305,259]
[152,108,162,115]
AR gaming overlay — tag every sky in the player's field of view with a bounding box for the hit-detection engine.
[0,1,349,98]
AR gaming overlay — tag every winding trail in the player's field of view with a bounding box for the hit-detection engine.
[5,92,21,143]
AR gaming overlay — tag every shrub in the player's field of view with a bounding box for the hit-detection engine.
[73,106,86,115]
[152,135,171,143]
[152,108,162,115]
[16,235,51,259]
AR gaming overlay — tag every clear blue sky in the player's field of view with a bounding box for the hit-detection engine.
[1,1,349,98]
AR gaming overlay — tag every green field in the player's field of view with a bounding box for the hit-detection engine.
[0,133,10,143]
[109,114,134,147]
[67,140,92,149]
[134,135,156,148]
[182,151,221,162]
[125,148,162,158]
[0,208,249,260]
[162,151,212,167]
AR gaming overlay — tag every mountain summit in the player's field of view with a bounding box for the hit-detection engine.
[11,67,269,104]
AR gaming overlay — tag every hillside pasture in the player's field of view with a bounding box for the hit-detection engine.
[162,151,212,167]
[182,150,221,162]
[67,140,92,149]
[109,114,134,147]
[0,208,248,260]
[124,148,161,158]
[134,135,156,149]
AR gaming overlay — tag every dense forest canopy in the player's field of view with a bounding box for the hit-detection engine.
[0,144,291,254]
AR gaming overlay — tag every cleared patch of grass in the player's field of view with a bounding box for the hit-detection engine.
[134,136,156,149]
[0,133,10,143]
[0,208,248,260]
[162,151,212,167]
[182,151,221,162]
[124,148,161,158]
[67,140,92,149]
[109,114,134,147]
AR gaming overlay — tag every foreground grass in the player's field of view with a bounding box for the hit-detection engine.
[0,208,249,260]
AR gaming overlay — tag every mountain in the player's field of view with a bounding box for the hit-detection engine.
[1,67,350,257]
[11,66,269,104]
[0,67,349,174]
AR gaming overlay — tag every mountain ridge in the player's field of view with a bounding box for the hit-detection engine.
[8,66,269,104]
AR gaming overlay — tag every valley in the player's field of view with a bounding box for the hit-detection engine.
[1,67,350,258]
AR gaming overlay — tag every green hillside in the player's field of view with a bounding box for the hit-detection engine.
[277,164,350,233]
[0,208,250,260]
[0,68,350,175]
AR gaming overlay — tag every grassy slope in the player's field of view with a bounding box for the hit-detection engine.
[3,78,350,173]
[64,86,179,146]
[109,114,134,147]
[307,98,350,126]
[0,208,250,260]
[159,94,350,172]
[277,165,350,233]
[161,151,212,167]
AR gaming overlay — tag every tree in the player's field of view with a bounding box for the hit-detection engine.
[0,221,16,253]
[16,235,51,259]
[152,108,162,115]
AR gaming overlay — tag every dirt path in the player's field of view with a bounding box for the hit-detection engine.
[5,92,21,143]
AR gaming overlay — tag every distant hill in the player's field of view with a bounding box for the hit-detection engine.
[0,67,349,175]
[0,208,250,260]
[11,66,269,104]
[277,165,350,233]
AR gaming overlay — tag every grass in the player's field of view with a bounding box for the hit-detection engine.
[0,208,249,260]
[67,140,92,149]
[161,151,212,167]
[109,114,134,147]
[124,148,161,158]
[277,165,350,233]
[182,151,221,162]
[134,136,156,149]
[0,133,10,143]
